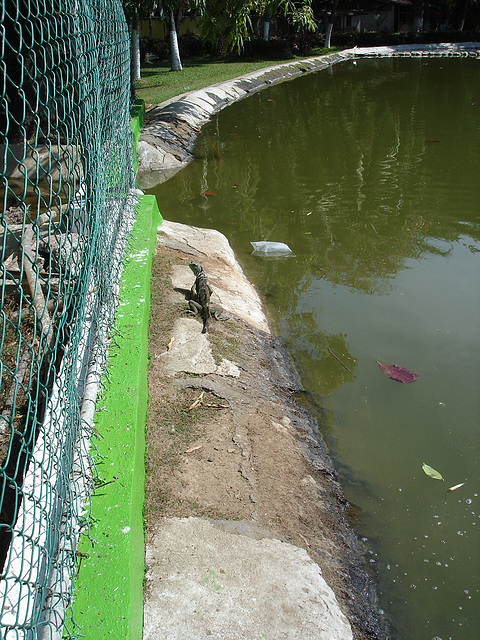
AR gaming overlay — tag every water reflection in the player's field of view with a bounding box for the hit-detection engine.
[172,64,479,297]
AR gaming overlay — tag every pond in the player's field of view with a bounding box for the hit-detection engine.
[147,57,480,640]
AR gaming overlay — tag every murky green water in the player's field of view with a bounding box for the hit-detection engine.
[147,58,480,639]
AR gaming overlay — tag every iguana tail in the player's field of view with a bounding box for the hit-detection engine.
[202,308,211,333]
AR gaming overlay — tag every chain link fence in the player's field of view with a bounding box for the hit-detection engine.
[1,0,136,636]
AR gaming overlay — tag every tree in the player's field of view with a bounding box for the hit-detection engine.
[125,0,192,74]
[132,10,141,80]
[324,0,338,48]
[123,0,157,81]
[201,0,316,54]
[200,0,259,54]
[157,1,205,72]
[410,1,479,32]
[263,8,272,40]
[159,1,185,71]
[412,0,425,31]
[458,0,473,30]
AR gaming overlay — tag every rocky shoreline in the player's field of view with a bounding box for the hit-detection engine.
[145,221,385,639]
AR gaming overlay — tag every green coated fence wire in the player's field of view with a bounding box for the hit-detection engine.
[1,0,135,636]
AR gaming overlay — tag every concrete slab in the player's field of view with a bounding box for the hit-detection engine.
[160,317,217,375]
[144,517,353,640]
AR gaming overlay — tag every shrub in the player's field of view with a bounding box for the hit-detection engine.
[289,31,326,54]
[178,33,208,57]
[140,37,170,61]
[331,29,480,48]
[243,37,293,60]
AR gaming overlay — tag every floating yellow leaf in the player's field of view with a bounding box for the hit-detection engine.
[422,463,444,481]
[447,482,466,493]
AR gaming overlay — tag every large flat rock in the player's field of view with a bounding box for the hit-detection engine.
[158,219,269,333]
[144,517,353,640]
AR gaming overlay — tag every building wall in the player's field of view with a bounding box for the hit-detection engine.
[336,8,406,34]
[139,17,201,41]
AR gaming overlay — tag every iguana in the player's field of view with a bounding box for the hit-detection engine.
[188,262,212,333]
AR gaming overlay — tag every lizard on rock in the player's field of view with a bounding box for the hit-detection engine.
[188,262,212,333]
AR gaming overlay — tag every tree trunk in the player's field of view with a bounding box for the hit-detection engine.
[459,0,469,30]
[412,0,424,31]
[132,12,141,82]
[325,23,333,48]
[423,1,431,31]
[263,11,271,42]
[325,0,338,49]
[170,8,183,71]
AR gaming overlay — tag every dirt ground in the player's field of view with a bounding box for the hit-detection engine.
[144,222,386,639]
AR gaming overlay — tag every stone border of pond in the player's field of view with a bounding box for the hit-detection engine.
[137,42,480,188]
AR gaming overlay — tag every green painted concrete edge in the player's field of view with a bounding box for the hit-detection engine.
[72,99,161,639]
[131,99,145,174]
[72,194,161,639]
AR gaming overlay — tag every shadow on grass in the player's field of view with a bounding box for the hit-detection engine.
[136,49,338,101]
[141,48,335,75]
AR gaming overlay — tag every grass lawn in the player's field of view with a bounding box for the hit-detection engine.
[135,49,338,106]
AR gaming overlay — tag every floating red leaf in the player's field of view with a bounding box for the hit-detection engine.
[376,361,419,383]
[203,191,216,196]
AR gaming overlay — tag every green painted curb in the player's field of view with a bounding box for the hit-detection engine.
[131,98,145,133]
[131,99,145,174]
[72,194,161,639]
[72,98,160,639]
